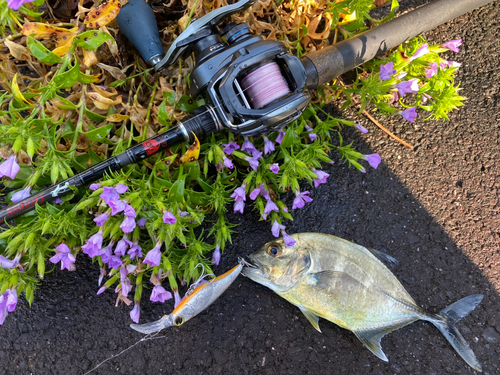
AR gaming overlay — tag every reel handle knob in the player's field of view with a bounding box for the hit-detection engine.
[117,0,165,66]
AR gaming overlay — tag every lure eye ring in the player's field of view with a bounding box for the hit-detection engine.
[267,244,282,257]
[174,316,185,326]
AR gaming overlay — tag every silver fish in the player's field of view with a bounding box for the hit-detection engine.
[242,233,483,372]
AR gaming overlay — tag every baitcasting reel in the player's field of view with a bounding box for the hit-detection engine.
[117,0,311,137]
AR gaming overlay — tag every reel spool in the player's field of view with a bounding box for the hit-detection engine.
[240,61,291,109]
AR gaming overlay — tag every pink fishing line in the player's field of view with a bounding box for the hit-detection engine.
[240,62,290,109]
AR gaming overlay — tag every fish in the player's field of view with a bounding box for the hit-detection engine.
[131,263,242,334]
[242,233,483,372]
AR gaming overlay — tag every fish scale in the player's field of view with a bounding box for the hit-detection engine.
[242,232,483,372]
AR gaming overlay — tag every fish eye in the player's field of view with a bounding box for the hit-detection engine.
[267,244,282,257]
[174,316,185,326]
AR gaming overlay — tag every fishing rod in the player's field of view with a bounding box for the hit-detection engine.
[0,0,493,224]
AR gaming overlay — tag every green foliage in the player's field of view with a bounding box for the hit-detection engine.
[0,0,466,322]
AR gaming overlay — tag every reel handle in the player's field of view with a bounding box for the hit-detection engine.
[116,0,165,66]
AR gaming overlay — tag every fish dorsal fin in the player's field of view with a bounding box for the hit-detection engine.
[365,247,399,267]
[298,305,321,333]
[354,330,389,362]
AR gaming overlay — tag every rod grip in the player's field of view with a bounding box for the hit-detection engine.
[116,0,165,65]
[302,0,494,87]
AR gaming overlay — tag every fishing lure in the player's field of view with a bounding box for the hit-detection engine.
[130,263,243,334]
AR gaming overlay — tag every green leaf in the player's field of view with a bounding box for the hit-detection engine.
[54,95,78,110]
[168,175,186,203]
[78,71,100,84]
[158,100,171,126]
[27,36,62,64]
[81,123,113,142]
[85,107,107,123]
[53,61,80,89]
[163,92,202,113]
[74,30,113,50]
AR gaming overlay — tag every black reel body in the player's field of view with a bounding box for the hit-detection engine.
[186,23,311,137]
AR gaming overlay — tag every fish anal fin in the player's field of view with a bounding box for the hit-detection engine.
[298,305,322,333]
[354,330,389,362]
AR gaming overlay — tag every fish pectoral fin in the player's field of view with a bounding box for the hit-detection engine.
[366,247,399,267]
[298,306,322,333]
[354,330,389,362]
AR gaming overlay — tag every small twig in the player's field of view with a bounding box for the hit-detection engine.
[339,80,413,149]
[358,104,414,149]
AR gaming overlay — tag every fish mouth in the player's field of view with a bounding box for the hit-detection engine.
[240,255,266,280]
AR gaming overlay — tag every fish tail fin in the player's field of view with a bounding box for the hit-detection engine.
[426,294,483,372]
[130,314,173,334]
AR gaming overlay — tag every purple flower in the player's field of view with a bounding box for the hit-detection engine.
[137,217,147,227]
[99,244,114,265]
[130,303,140,323]
[120,216,136,233]
[127,242,142,260]
[292,191,313,210]
[123,204,136,218]
[276,130,285,144]
[241,137,258,154]
[410,43,430,61]
[270,163,280,174]
[264,199,279,215]
[115,238,128,256]
[247,151,262,171]
[53,197,63,204]
[233,199,245,214]
[312,169,330,188]
[121,277,132,297]
[174,290,182,308]
[0,289,18,325]
[400,107,418,123]
[231,184,247,201]
[379,61,396,80]
[212,244,221,266]
[425,62,438,78]
[89,183,101,191]
[263,136,275,154]
[0,155,20,180]
[442,39,462,53]
[389,90,399,103]
[282,232,296,246]
[355,124,368,134]
[446,61,461,68]
[49,243,76,271]
[223,156,234,169]
[362,153,382,169]
[222,142,239,155]
[82,231,103,258]
[394,78,419,97]
[421,93,432,104]
[109,199,127,216]
[143,242,162,267]
[100,186,119,205]
[6,0,35,10]
[178,210,189,217]
[395,71,407,80]
[0,254,20,269]
[93,212,110,226]
[305,125,317,141]
[108,255,122,270]
[11,186,31,203]
[249,187,261,200]
[150,285,172,303]
[271,220,285,237]
[162,211,176,225]
[98,267,106,286]
[115,184,128,194]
